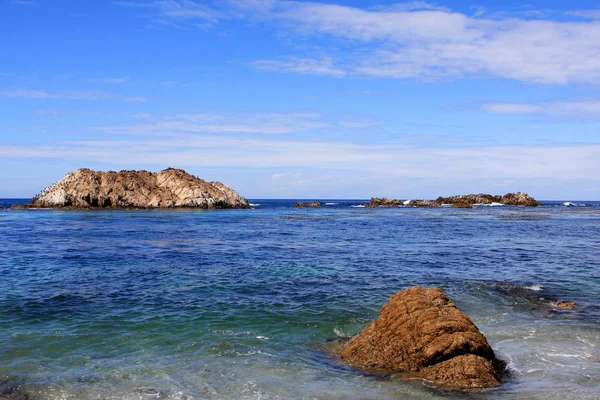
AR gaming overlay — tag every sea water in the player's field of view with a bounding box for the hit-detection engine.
[0,200,599,399]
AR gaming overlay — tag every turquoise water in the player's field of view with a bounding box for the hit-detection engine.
[1,200,599,399]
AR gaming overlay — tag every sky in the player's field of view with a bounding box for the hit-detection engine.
[1,0,599,199]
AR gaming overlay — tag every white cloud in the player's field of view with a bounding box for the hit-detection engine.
[115,0,223,27]
[253,57,346,77]
[373,2,451,13]
[0,138,597,183]
[87,77,130,84]
[482,101,600,119]
[237,1,600,84]
[114,1,600,84]
[0,88,146,102]
[0,89,50,98]
[91,112,336,135]
[565,9,600,20]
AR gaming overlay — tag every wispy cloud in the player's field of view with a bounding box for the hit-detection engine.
[0,89,50,98]
[115,0,223,27]
[1,138,597,184]
[482,101,600,120]
[87,77,130,84]
[234,1,600,84]
[91,112,340,135]
[372,2,451,13]
[253,56,346,77]
[0,88,146,102]
[9,0,37,5]
[565,9,600,20]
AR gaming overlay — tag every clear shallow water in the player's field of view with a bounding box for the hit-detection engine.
[0,200,599,399]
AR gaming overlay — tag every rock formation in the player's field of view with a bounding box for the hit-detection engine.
[293,201,322,208]
[365,192,541,208]
[22,168,250,209]
[339,287,504,388]
[366,198,436,207]
[435,192,541,207]
[366,197,404,207]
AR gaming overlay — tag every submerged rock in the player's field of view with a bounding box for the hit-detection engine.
[22,168,250,209]
[551,300,578,310]
[481,281,578,310]
[293,201,322,208]
[338,287,504,388]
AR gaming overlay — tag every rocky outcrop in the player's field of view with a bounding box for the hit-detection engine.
[366,197,405,207]
[293,201,322,208]
[365,192,541,208]
[499,192,542,207]
[22,168,250,209]
[366,198,436,207]
[338,287,504,388]
[434,192,541,207]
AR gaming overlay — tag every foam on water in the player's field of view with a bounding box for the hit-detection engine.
[524,284,544,291]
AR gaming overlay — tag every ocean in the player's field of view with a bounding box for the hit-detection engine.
[0,199,598,399]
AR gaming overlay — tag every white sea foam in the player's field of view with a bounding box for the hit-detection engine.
[563,202,586,207]
[350,205,365,208]
[325,203,338,205]
[249,203,260,207]
[490,202,504,206]
[403,200,411,205]
[524,284,544,291]
[333,326,351,338]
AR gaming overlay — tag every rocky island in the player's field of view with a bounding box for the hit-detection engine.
[20,168,250,209]
[366,192,541,208]
[337,287,505,388]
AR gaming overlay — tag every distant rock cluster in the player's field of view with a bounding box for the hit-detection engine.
[366,192,541,208]
[21,168,249,209]
[293,201,322,208]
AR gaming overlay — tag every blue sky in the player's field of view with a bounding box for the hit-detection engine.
[1,0,599,199]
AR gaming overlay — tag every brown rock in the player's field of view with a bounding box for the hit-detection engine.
[420,354,500,388]
[366,197,404,207]
[551,300,578,310]
[435,194,499,206]
[500,192,541,207]
[293,201,322,208]
[434,192,540,207]
[339,287,503,388]
[23,168,249,209]
[452,202,473,209]
[365,192,540,208]
[407,199,436,207]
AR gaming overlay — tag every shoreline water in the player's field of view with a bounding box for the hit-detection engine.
[0,199,598,399]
